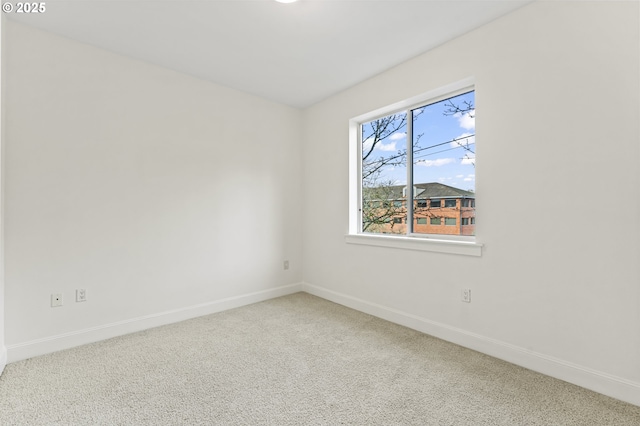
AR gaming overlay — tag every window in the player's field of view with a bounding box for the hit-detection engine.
[445,218,456,226]
[462,218,469,226]
[348,78,481,256]
[393,217,403,224]
[357,84,474,237]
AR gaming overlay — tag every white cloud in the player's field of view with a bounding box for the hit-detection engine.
[456,174,464,178]
[363,137,374,152]
[464,177,474,182]
[376,142,397,152]
[461,156,475,165]
[390,132,406,141]
[467,174,475,178]
[455,110,475,131]
[451,133,475,149]
[416,158,455,167]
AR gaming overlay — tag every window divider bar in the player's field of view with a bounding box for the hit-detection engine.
[356,121,363,233]
[406,109,414,235]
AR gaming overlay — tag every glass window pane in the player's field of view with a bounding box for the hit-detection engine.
[361,112,407,234]
[411,91,475,236]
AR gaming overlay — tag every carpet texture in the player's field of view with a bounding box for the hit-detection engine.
[1,292,639,425]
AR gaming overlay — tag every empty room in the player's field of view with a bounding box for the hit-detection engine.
[0,0,639,424]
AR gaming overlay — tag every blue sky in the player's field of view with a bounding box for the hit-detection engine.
[366,91,475,192]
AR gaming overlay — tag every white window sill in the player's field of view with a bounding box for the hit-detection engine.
[345,234,482,257]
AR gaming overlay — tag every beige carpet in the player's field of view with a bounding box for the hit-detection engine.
[1,292,639,425]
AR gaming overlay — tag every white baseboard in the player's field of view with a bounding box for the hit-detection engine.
[0,345,6,376]
[302,282,640,407]
[7,283,303,363]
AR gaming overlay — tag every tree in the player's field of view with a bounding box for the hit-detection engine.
[443,99,476,168]
[361,185,405,233]
[361,113,412,233]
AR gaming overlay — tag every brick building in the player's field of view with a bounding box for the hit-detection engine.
[363,182,475,236]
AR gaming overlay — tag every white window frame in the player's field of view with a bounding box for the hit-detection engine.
[346,77,482,257]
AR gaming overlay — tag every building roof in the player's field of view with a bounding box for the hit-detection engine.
[414,183,475,199]
[363,183,475,201]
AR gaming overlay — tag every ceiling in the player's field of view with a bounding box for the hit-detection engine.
[7,0,532,108]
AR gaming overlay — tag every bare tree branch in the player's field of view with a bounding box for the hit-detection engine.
[442,99,474,117]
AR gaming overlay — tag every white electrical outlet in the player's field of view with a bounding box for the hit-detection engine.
[51,293,63,307]
[462,288,471,303]
[284,260,290,270]
[76,289,87,302]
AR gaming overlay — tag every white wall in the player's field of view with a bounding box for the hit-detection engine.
[302,1,640,405]
[3,21,303,360]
